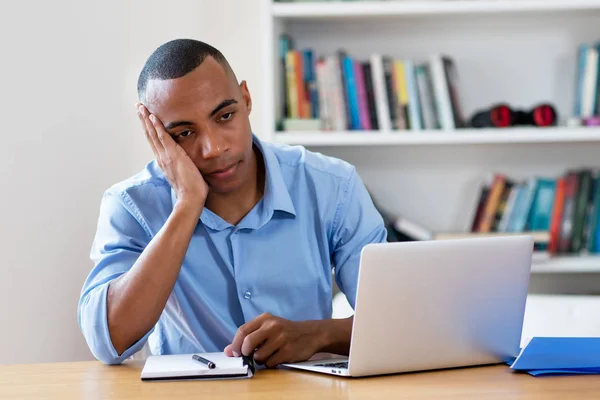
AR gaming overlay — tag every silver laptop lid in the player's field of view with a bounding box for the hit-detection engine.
[348,236,533,377]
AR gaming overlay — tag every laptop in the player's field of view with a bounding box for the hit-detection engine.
[282,236,533,377]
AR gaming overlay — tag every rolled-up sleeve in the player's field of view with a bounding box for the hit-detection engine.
[331,169,388,309]
[78,189,154,365]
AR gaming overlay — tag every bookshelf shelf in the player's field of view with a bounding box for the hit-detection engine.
[272,0,600,19]
[531,255,600,273]
[274,127,600,146]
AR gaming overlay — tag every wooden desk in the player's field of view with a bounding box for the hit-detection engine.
[1,361,599,399]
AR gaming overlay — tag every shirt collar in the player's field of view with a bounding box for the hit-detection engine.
[169,134,296,231]
[253,135,296,218]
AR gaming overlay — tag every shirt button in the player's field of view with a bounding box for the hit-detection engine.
[244,291,252,299]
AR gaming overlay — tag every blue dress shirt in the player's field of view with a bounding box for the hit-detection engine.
[78,135,387,365]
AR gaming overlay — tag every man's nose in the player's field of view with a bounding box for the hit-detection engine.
[200,128,227,160]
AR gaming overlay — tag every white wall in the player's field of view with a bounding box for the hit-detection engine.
[0,0,262,364]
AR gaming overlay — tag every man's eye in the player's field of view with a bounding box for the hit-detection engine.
[219,112,233,122]
[178,130,193,138]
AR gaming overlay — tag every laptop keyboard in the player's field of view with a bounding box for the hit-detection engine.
[314,361,349,369]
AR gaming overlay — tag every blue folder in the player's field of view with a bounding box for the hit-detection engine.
[508,337,600,376]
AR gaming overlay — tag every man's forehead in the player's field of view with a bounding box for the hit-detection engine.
[145,62,237,111]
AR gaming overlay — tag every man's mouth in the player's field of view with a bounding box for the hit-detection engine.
[206,161,240,180]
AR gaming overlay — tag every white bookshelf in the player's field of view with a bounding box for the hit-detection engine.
[532,255,600,274]
[260,0,600,292]
[275,127,600,146]
[272,0,600,19]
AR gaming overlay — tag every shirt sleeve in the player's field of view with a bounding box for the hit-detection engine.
[78,189,154,365]
[331,168,388,309]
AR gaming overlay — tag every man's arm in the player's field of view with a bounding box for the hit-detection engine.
[224,168,386,367]
[109,106,209,355]
[106,200,201,355]
[223,313,353,368]
[78,106,208,363]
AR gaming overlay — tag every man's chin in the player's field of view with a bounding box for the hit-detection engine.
[205,179,243,195]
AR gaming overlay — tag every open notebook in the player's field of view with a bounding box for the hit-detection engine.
[141,352,256,381]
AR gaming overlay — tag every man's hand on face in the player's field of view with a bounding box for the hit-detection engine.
[136,103,209,209]
[224,313,326,368]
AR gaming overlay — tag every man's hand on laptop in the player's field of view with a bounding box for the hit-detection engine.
[224,313,353,368]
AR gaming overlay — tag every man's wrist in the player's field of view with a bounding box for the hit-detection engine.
[311,317,353,356]
[173,198,204,220]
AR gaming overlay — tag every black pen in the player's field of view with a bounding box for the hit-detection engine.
[192,354,216,369]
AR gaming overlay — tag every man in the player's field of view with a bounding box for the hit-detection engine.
[78,39,387,367]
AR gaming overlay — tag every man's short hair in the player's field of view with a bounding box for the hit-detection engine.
[137,39,234,102]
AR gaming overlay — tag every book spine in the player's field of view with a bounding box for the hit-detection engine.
[559,172,579,253]
[497,183,519,233]
[582,47,599,118]
[327,56,348,131]
[470,175,493,232]
[416,65,437,130]
[279,35,292,122]
[571,170,593,253]
[492,180,515,232]
[303,49,318,119]
[527,178,557,232]
[337,50,352,130]
[549,177,566,254]
[343,56,361,130]
[582,172,598,252]
[315,59,331,130]
[478,174,507,233]
[294,51,308,119]
[443,56,465,128]
[383,57,399,131]
[429,54,455,130]
[363,62,379,130]
[354,60,371,130]
[370,54,392,132]
[285,51,299,119]
[575,45,587,117]
[404,60,422,131]
[393,60,409,130]
[588,175,600,253]
[510,178,538,233]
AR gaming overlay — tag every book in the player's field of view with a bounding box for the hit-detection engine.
[370,54,392,131]
[429,54,455,130]
[467,168,600,255]
[571,169,593,252]
[278,35,467,134]
[477,174,508,233]
[141,352,256,381]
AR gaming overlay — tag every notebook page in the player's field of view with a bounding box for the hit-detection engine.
[141,352,248,379]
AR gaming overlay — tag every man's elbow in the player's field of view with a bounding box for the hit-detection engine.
[95,351,125,366]
[81,327,125,365]
[79,308,125,365]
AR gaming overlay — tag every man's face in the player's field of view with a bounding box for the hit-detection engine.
[144,57,254,194]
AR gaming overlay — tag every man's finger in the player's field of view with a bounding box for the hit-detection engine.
[264,349,288,369]
[228,315,269,357]
[149,114,177,152]
[240,325,273,358]
[136,105,159,156]
[252,333,284,364]
[138,106,164,154]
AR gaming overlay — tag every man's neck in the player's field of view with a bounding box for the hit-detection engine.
[204,145,265,226]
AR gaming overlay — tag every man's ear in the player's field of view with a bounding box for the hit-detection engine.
[240,80,252,114]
